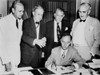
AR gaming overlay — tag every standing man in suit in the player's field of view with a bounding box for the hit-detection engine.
[45,33,85,68]
[71,3,100,61]
[0,1,24,71]
[45,8,70,60]
[20,5,46,68]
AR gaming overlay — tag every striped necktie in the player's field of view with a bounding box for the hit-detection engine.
[57,23,61,41]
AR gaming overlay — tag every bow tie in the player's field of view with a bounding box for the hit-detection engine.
[80,19,86,22]
[35,22,40,24]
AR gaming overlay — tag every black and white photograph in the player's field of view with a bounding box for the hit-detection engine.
[0,0,100,75]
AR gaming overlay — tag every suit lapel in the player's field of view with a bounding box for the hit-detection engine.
[84,17,91,35]
[60,47,72,65]
[62,21,65,32]
[30,18,37,38]
[52,21,54,41]
[84,16,92,47]
[72,19,80,36]
[56,47,62,64]
[39,21,43,39]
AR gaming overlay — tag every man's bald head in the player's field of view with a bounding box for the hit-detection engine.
[79,3,91,11]
[11,1,24,19]
[78,3,91,20]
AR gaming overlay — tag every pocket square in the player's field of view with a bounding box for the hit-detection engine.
[65,27,68,31]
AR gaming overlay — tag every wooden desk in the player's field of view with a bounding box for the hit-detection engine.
[30,67,75,75]
[30,66,100,75]
[30,68,55,75]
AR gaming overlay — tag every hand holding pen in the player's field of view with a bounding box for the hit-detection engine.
[51,61,57,71]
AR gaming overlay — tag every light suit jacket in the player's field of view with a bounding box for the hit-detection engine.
[0,13,23,66]
[45,46,85,67]
[71,16,100,55]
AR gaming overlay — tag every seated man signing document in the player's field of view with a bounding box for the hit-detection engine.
[45,33,85,70]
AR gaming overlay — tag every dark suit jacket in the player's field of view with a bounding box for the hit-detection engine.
[45,46,85,67]
[20,18,46,67]
[45,20,70,60]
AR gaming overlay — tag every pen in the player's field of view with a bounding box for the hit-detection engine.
[38,69,43,74]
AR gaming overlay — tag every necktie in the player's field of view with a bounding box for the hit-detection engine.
[57,23,61,41]
[35,22,40,25]
[80,19,86,22]
[62,51,65,58]
[16,20,18,28]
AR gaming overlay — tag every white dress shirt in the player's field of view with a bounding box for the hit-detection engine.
[35,23,40,39]
[73,21,88,46]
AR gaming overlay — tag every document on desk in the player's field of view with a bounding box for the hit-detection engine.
[0,67,33,75]
[47,65,74,74]
[89,63,100,69]
[18,67,34,75]
[19,70,34,75]
[18,66,33,71]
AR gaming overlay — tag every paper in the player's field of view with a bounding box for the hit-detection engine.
[19,71,34,75]
[0,71,13,75]
[92,59,100,64]
[0,67,33,75]
[89,63,100,68]
[47,65,74,74]
[18,66,33,71]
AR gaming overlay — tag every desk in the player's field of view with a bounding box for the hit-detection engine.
[1,66,100,75]
[30,67,100,75]
[30,68,55,75]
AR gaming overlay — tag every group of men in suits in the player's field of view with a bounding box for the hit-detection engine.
[0,1,100,71]
[45,2,100,68]
[44,8,70,61]
[19,5,71,68]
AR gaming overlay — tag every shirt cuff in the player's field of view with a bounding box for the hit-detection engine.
[33,39,37,46]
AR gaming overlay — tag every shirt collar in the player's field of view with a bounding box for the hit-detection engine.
[54,20,61,24]
[61,48,68,56]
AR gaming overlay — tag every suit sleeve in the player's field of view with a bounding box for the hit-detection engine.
[91,20,100,55]
[21,20,36,47]
[73,48,85,67]
[45,49,55,68]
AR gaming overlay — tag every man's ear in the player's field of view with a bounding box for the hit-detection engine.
[63,14,65,18]
[12,8,15,13]
[88,7,91,15]
[32,12,35,16]
[88,10,91,15]
[54,13,56,18]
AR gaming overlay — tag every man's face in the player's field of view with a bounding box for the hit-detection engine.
[61,36,71,50]
[33,8,44,22]
[79,5,90,20]
[54,9,64,23]
[13,4,24,19]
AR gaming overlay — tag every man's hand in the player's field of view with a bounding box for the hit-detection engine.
[72,63,79,70]
[33,37,47,48]
[51,62,57,70]
[41,37,46,47]
[5,62,12,72]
